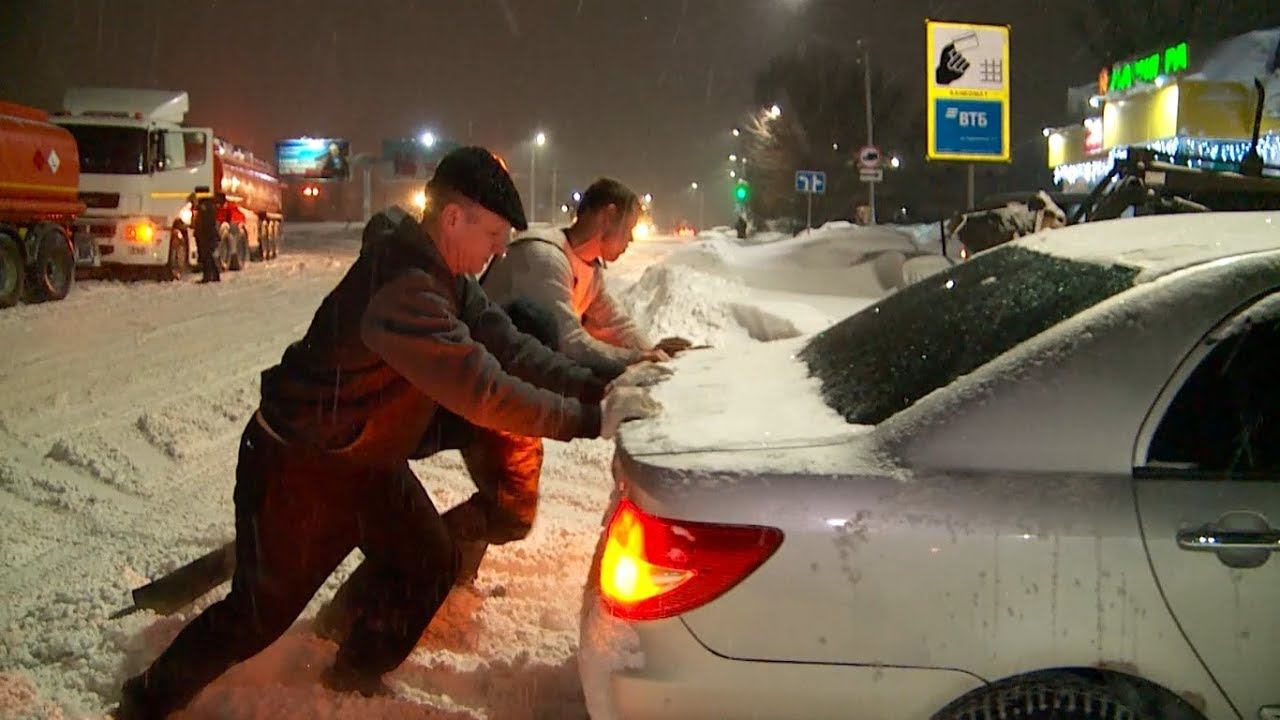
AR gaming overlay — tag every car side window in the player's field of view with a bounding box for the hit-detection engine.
[1147,295,1280,479]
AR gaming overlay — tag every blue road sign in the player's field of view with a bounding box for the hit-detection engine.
[795,170,827,195]
[933,98,1004,158]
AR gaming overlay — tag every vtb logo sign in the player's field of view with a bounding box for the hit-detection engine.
[944,106,989,128]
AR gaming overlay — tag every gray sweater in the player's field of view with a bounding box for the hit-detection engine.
[482,228,651,378]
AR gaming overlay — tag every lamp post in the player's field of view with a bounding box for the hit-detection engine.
[690,181,703,229]
[857,39,876,225]
[530,131,547,223]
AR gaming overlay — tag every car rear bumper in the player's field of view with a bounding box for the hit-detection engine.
[579,597,983,720]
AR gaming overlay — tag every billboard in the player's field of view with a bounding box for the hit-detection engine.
[275,137,350,180]
[926,20,1011,163]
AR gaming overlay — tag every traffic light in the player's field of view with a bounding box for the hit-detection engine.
[733,180,750,203]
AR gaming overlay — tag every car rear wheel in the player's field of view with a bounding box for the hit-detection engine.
[23,223,74,303]
[934,678,1143,720]
[0,231,24,308]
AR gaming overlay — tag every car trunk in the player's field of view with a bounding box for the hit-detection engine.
[616,338,1147,671]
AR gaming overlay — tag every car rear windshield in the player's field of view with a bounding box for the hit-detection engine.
[62,124,148,175]
[800,245,1140,425]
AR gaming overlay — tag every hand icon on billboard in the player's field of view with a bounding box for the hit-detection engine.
[935,42,970,85]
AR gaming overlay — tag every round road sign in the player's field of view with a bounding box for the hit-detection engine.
[858,145,882,169]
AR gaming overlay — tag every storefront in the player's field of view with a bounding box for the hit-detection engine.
[1046,30,1280,191]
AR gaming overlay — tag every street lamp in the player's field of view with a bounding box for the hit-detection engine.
[689,181,703,229]
[767,104,782,119]
[530,131,547,223]
[572,191,582,203]
[890,156,902,169]
[728,169,737,179]
[731,128,741,137]
[728,153,737,162]
[419,131,436,148]
[832,143,839,151]
[643,193,653,205]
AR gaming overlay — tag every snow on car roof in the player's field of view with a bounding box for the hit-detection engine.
[1013,211,1280,281]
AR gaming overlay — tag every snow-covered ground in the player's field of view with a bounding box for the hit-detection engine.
[0,221,914,718]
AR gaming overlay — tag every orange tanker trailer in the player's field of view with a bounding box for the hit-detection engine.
[0,100,83,307]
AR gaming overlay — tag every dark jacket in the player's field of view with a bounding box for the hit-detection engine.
[259,210,603,468]
[194,197,218,248]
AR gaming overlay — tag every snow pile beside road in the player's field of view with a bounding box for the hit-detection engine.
[665,222,943,297]
[618,264,808,347]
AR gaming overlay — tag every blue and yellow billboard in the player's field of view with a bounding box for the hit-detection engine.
[926,20,1011,163]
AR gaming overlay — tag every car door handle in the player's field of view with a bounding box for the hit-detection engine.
[1176,526,1280,551]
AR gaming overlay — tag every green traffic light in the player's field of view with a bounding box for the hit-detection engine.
[734,182,749,202]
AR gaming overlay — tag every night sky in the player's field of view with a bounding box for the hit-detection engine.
[2,0,1101,224]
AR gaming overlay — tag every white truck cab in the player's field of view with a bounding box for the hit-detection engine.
[53,88,214,275]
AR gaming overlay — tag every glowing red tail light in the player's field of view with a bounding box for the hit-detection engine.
[599,498,783,621]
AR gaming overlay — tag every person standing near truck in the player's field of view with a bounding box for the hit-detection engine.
[189,190,219,283]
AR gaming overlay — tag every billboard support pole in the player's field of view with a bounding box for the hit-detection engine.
[967,163,975,209]
[863,40,876,225]
[363,167,372,222]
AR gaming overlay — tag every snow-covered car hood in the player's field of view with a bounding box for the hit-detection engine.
[618,336,864,460]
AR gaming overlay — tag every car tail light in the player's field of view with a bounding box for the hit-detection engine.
[599,498,783,621]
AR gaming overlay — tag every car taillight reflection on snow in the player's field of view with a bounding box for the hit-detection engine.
[599,498,783,621]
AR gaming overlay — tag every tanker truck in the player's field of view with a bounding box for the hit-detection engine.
[51,88,282,279]
[0,100,83,308]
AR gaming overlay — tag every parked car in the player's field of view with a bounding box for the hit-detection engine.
[580,211,1280,720]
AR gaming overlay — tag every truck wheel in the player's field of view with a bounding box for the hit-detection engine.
[934,677,1145,720]
[228,225,247,271]
[0,232,24,309]
[215,225,231,271]
[23,224,75,303]
[250,222,264,262]
[167,228,190,280]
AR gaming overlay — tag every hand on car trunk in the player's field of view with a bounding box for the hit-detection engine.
[601,387,662,438]
[654,336,694,355]
[607,361,674,394]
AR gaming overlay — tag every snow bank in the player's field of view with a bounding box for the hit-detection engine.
[659,222,944,298]
[618,264,809,347]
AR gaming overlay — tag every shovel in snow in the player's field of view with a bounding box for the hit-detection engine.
[110,541,236,619]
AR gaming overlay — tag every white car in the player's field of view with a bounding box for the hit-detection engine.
[580,212,1280,720]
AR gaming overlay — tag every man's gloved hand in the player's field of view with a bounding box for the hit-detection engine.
[654,336,694,355]
[607,361,674,394]
[601,386,662,439]
[639,348,672,363]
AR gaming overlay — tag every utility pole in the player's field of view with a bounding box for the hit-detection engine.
[529,145,537,224]
[863,40,876,225]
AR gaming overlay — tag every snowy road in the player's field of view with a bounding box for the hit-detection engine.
[0,222,890,718]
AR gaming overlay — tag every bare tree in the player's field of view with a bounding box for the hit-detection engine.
[742,42,919,226]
